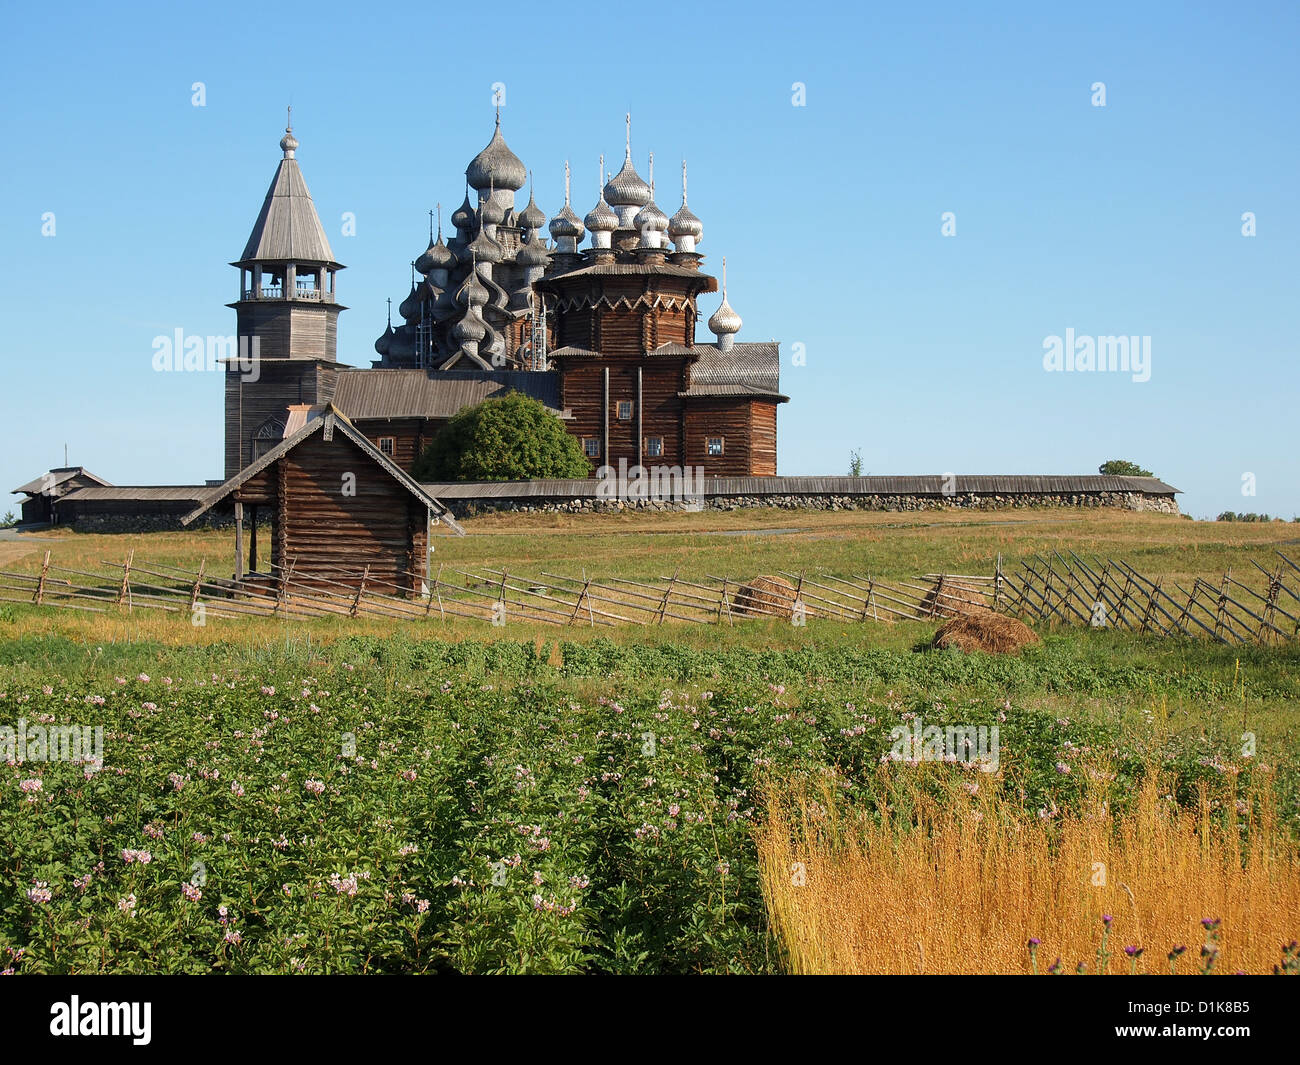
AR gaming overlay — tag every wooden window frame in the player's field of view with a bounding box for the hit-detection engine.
[644,436,663,458]
[617,400,634,421]
[582,437,601,458]
[706,436,725,457]
[377,436,396,457]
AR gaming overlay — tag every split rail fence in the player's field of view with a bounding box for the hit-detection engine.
[1,549,1297,645]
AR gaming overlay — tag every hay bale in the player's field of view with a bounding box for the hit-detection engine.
[932,612,1039,654]
[919,578,990,618]
[732,575,798,617]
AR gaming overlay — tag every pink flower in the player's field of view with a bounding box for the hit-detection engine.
[18,779,41,794]
[260,685,275,696]
[118,893,137,916]
[230,781,245,797]
[136,673,150,683]
[27,881,52,905]
[304,779,325,795]
[181,883,202,902]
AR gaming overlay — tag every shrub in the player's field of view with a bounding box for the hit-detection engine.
[1098,460,1154,477]
[412,394,590,482]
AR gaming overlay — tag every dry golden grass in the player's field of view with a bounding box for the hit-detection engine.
[758,765,1300,975]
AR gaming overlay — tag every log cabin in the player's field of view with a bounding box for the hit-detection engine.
[186,406,461,591]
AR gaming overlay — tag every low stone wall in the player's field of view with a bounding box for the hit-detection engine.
[61,513,258,534]
[446,490,1180,519]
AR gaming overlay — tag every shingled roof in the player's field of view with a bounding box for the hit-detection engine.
[684,341,787,401]
[332,370,565,420]
[234,139,340,267]
[11,467,112,497]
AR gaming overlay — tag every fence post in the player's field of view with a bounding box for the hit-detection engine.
[189,558,206,615]
[117,549,134,610]
[33,550,51,606]
[350,565,369,618]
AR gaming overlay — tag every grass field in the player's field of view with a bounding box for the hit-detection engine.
[1,508,1298,973]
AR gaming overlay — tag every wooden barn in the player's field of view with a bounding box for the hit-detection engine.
[183,406,462,592]
[10,467,112,525]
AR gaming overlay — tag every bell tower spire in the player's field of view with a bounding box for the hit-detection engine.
[225,116,348,478]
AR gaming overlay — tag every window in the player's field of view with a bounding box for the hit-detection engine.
[378,436,396,457]
[707,437,725,457]
[583,438,601,458]
[645,437,663,458]
[617,400,634,421]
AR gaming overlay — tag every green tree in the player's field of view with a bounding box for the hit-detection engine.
[412,393,591,482]
[848,449,863,477]
[1098,459,1154,477]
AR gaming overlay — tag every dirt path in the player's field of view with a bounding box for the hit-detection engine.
[0,528,66,567]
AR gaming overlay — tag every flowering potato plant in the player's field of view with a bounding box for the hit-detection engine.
[0,640,1288,974]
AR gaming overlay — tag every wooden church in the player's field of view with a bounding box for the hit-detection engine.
[223,113,786,482]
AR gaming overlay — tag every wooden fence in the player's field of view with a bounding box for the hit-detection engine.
[1000,550,1300,645]
[0,552,999,629]
[2,549,1297,644]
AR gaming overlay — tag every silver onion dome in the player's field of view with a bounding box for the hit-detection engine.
[516,235,551,267]
[451,191,475,232]
[479,191,507,226]
[467,221,503,264]
[708,296,742,336]
[518,190,546,231]
[635,198,668,233]
[585,193,618,232]
[452,305,487,343]
[465,113,527,192]
[669,203,702,240]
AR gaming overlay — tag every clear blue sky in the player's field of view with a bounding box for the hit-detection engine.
[1,0,1296,519]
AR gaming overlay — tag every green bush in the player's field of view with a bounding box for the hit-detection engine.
[1098,459,1154,477]
[412,394,590,482]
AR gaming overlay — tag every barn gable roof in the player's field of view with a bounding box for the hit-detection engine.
[11,467,112,497]
[181,406,463,534]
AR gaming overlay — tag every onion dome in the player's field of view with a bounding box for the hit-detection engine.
[669,203,702,240]
[516,235,551,267]
[279,126,299,158]
[374,321,393,356]
[585,196,618,232]
[479,189,507,227]
[467,220,503,264]
[549,205,583,241]
[634,182,668,234]
[415,236,439,274]
[451,189,475,231]
[424,233,455,273]
[456,260,489,308]
[452,305,487,344]
[518,184,546,231]
[585,156,618,232]
[708,257,742,336]
[603,114,651,207]
[466,112,527,192]
[669,161,702,240]
[398,283,423,322]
